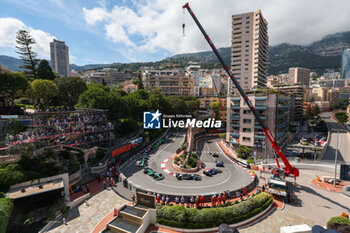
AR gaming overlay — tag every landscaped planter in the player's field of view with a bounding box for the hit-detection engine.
[171,159,198,173]
[156,192,273,230]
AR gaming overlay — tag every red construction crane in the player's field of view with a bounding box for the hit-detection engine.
[183,2,299,178]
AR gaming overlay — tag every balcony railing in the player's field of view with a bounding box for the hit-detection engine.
[254,134,266,140]
[231,105,241,110]
[255,105,267,110]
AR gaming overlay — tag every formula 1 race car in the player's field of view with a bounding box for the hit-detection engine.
[216,160,224,167]
[176,173,202,181]
[203,168,222,176]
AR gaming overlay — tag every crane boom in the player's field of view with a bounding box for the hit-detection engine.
[183,2,299,177]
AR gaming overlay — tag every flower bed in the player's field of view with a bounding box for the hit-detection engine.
[156,192,273,229]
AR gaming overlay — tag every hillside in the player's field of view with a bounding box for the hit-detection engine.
[1,30,350,74]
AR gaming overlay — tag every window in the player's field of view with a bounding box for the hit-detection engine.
[245,45,249,47]
[243,110,251,114]
[242,137,251,142]
[246,35,249,39]
[245,54,249,57]
[246,16,250,19]
[245,49,249,52]
[246,26,250,29]
[245,68,248,70]
[243,128,251,132]
[246,31,250,34]
[246,21,250,24]
[244,81,248,84]
[243,119,251,124]
[245,59,249,61]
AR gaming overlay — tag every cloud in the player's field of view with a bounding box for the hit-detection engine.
[0,17,55,59]
[82,0,350,60]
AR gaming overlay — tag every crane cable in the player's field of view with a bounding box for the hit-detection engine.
[182,7,186,36]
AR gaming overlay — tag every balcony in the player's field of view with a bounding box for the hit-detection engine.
[231,123,240,128]
[255,105,267,110]
[231,115,240,120]
[255,96,267,100]
[278,105,289,110]
[254,124,262,129]
[231,105,241,110]
[230,132,240,138]
[278,121,288,129]
[254,133,266,140]
[231,97,241,101]
[277,112,288,120]
[257,114,266,120]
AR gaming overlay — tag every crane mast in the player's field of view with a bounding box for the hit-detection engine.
[183,2,299,178]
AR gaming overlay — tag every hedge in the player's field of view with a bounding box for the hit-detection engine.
[327,216,350,228]
[0,198,13,233]
[156,192,273,229]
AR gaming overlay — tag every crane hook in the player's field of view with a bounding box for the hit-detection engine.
[182,23,185,37]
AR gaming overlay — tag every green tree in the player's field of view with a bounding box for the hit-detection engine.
[31,79,59,104]
[0,72,28,107]
[314,104,320,116]
[148,88,169,113]
[54,77,87,108]
[78,86,111,110]
[211,101,222,111]
[236,145,252,159]
[137,72,144,90]
[15,30,38,79]
[167,96,187,114]
[185,99,200,114]
[37,59,55,80]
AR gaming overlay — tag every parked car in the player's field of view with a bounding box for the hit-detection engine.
[343,186,350,197]
[216,161,224,167]
[300,138,308,145]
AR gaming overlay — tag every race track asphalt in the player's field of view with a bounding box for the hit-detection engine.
[121,130,252,196]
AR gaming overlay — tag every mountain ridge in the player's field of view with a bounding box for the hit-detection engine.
[1,30,350,74]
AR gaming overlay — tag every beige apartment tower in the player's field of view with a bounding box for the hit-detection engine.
[231,10,268,91]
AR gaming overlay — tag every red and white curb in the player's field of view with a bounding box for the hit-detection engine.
[161,158,175,176]
[218,142,255,181]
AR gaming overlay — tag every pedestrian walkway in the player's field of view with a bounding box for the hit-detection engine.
[70,179,104,201]
[311,179,344,192]
[47,189,128,233]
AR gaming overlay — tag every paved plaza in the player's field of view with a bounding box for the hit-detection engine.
[47,189,128,233]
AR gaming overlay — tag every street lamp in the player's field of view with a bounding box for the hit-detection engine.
[334,128,340,188]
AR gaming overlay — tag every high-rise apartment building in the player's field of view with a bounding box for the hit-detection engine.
[187,63,201,97]
[226,91,289,158]
[288,67,311,86]
[341,48,350,79]
[231,9,268,91]
[50,39,69,77]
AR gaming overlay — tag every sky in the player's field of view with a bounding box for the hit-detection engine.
[0,0,350,65]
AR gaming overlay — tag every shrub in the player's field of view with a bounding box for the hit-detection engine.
[156,192,272,229]
[327,216,350,229]
[335,112,348,123]
[0,198,13,233]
